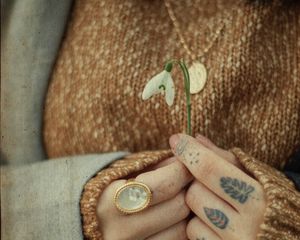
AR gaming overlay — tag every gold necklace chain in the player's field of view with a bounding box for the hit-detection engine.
[164,0,230,61]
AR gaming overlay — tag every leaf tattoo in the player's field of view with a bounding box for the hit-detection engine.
[220,177,255,204]
[204,207,229,229]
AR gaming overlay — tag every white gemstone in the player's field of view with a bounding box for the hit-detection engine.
[189,62,207,94]
[116,184,149,211]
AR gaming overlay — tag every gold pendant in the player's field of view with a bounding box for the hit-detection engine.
[188,61,207,94]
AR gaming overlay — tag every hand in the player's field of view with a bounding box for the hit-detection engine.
[169,133,267,240]
[97,157,193,240]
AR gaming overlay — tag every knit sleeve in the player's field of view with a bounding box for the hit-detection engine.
[80,150,172,240]
[230,147,300,240]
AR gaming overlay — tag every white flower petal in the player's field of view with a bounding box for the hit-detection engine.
[165,73,175,106]
[142,70,167,100]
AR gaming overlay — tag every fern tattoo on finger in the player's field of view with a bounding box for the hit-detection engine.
[204,207,229,229]
[220,177,255,203]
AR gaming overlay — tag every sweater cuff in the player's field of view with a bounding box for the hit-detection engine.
[230,147,300,240]
[80,150,172,240]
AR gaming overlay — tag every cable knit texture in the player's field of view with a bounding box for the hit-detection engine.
[43,0,300,239]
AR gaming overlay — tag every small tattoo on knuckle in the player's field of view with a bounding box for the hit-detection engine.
[220,177,255,204]
[175,137,204,166]
[204,207,229,230]
[175,137,189,156]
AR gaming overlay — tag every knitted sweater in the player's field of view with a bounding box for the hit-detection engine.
[43,0,300,239]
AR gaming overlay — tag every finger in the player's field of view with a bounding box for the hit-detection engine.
[127,191,190,239]
[169,134,264,212]
[195,133,241,168]
[127,157,177,178]
[148,156,178,170]
[98,189,190,240]
[107,160,192,208]
[145,220,188,240]
[135,160,193,206]
[186,181,238,239]
[187,217,221,240]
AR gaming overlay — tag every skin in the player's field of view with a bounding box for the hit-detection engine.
[97,133,266,240]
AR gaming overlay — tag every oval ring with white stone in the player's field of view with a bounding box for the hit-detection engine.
[114,179,152,214]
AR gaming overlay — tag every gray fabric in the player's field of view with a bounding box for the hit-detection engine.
[1,0,73,165]
[0,2,128,240]
[1,152,128,240]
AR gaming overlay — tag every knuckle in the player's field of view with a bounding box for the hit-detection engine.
[98,179,125,214]
[135,172,147,183]
[174,221,187,240]
[136,172,170,197]
[175,192,190,218]
[181,203,191,218]
[197,158,215,178]
[185,182,199,208]
[155,178,172,196]
[176,221,188,239]
[244,187,266,215]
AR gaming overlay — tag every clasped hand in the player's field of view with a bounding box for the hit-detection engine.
[98,134,266,240]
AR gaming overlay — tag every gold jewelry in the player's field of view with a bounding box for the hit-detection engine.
[164,0,227,61]
[114,179,152,214]
[163,0,231,94]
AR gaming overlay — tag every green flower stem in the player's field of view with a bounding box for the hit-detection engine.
[178,60,191,136]
[164,59,192,135]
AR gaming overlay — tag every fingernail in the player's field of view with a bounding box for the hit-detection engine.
[195,133,215,148]
[169,134,180,150]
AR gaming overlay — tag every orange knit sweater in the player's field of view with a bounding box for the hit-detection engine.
[43,0,300,239]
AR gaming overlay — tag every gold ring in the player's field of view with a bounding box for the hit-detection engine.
[114,179,152,214]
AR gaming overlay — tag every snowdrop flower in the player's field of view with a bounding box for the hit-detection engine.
[141,59,192,135]
[142,63,175,106]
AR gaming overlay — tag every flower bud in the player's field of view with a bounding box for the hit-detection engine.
[164,61,173,72]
